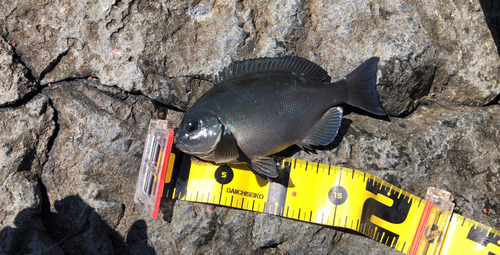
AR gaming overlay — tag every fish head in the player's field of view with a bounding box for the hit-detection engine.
[174,109,223,157]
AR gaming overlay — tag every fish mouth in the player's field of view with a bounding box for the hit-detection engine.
[174,141,192,154]
[173,127,221,157]
[174,141,214,156]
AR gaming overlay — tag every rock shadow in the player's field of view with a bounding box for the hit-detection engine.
[480,0,500,56]
[0,195,156,255]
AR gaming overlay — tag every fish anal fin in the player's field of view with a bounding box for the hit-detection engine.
[297,107,343,149]
[213,130,240,164]
[248,157,279,180]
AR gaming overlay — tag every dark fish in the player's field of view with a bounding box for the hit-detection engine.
[174,56,386,180]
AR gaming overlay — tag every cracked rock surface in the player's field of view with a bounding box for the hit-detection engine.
[1,0,499,254]
[0,37,37,106]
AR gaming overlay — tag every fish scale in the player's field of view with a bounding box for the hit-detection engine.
[175,56,386,180]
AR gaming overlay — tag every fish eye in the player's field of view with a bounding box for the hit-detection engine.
[186,120,199,132]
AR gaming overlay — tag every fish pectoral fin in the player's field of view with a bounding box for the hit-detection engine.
[296,107,343,149]
[248,157,279,180]
[213,130,240,164]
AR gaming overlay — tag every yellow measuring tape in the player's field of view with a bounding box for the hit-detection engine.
[135,120,500,255]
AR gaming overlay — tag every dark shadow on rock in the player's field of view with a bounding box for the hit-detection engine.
[159,198,176,223]
[0,195,156,255]
[0,207,63,255]
[16,149,37,173]
[342,105,391,122]
[480,0,500,56]
[125,220,156,255]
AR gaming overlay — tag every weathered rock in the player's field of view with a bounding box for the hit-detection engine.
[2,0,498,114]
[481,0,500,56]
[0,94,55,178]
[0,36,37,106]
[300,0,500,116]
[0,0,499,254]
[253,214,284,248]
[41,80,166,225]
[0,94,57,254]
[333,233,398,254]
[21,81,167,254]
[0,206,65,255]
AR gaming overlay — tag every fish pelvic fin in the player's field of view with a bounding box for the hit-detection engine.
[247,157,279,180]
[344,57,387,116]
[296,107,343,149]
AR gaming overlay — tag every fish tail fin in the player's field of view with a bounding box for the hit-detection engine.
[344,57,386,116]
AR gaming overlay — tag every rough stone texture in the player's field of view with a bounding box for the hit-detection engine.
[0,0,499,254]
[0,36,37,106]
[0,94,57,254]
[481,0,500,57]
[41,80,167,228]
[2,0,499,113]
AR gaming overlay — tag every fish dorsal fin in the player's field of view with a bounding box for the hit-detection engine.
[215,56,331,84]
[213,128,240,164]
[296,107,343,150]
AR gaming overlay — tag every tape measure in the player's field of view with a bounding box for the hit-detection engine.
[135,120,500,255]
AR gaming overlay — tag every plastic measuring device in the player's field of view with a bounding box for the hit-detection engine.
[135,120,500,255]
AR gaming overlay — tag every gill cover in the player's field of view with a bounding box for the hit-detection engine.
[174,112,223,157]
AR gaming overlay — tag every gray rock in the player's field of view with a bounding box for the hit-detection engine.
[0,94,55,179]
[2,0,498,114]
[0,94,59,254]
[252,214,284,248]
[333,233,399,255]
[0,37,37,106]
[481,0,500,56]
[40,80,166,226]
[278,219,322,254]
[0,0,499,254]
[299,0,500,116]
